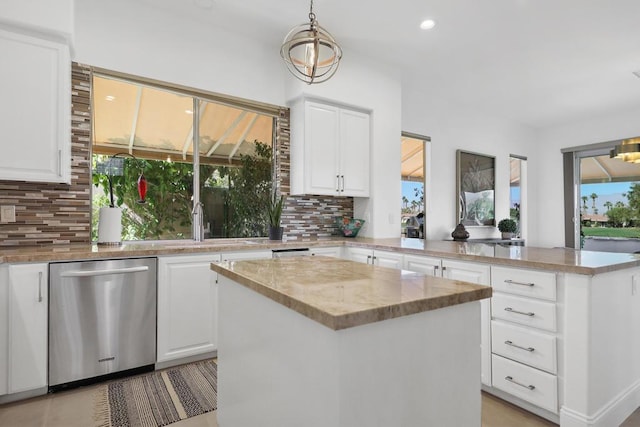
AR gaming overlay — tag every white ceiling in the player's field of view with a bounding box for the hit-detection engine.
[138,0,640,129]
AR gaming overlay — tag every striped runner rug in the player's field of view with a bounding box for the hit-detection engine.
[94,360,217,427]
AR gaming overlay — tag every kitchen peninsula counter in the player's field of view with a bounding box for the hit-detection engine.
[213,256,492,426]
[2,237,639,275]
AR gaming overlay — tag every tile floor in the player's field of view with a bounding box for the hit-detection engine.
[0,385,639,426]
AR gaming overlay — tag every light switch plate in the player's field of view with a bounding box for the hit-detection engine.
[1,205,16,223]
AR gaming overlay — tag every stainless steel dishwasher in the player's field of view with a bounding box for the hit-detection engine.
[48,257,157,390]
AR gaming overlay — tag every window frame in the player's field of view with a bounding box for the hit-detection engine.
[90,67,282,241]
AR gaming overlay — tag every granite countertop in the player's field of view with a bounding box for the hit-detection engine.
[210,256,492,330]
[0,238,343,263]
[346,238,640,275]
[1,236,639,275]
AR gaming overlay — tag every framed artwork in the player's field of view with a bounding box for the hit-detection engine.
[456,150,495,226]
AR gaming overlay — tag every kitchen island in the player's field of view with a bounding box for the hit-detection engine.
[210,256,492,427]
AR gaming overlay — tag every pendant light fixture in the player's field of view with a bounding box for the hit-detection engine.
[610,138,640,163]
[280,0,343,84]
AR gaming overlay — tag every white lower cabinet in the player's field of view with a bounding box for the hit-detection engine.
[441,259,492,388]
[6,263,48,394]
[492,354,558,413]
[220,250,272,262]
[489,265,559,416]
[343,247,403,269]
[402,255,493,387]
[403,254,442,276]
[343,247,372,264]
[309,246,343,258]
[491,321,557,374]
[157,254,221,363]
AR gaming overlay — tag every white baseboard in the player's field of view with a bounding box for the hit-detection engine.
[560,379,640,427]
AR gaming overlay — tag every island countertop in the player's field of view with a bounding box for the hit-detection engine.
[210,256,492,330]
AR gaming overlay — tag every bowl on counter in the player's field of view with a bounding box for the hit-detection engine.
[337,217,365,237]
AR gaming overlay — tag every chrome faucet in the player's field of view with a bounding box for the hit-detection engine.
[192,202,205,242]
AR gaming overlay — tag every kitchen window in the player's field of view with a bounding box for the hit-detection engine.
[401,132,430,238]
[91,71,279,241]
[509,155,527,240]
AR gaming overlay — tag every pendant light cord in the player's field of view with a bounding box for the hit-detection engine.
[309,0,315,22]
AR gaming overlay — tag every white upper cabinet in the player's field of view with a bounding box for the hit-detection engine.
[290,99,370,197]
[0,27,70,184]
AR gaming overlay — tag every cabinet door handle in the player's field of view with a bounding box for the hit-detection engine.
[366,255,372,264]
[504,307,535,317]
[336,175,340,192]
[504,279,535,287]
[504,340,535,352]
[340,175,345,192]
[38,271,43,302]
[433,265,439,274]
[372,256,377,265]
[441,266,447,272]
[505,376,535,390]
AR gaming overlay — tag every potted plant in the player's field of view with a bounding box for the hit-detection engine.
[267,192,285,240]
[497,218,517,240]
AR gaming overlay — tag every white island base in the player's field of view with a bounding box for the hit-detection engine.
[217,276,483,427]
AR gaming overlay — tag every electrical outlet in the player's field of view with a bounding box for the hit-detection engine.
[1,205,15,223]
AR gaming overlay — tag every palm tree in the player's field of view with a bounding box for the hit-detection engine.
[581,196,589,213]
[590,193,598,213]
[402,196,408,210]
[604,201,613,213]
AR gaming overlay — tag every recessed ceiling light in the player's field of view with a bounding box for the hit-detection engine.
[105,95,115,101]
[420,19,436,30]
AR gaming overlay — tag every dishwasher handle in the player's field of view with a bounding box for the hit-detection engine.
[59,266,149,278]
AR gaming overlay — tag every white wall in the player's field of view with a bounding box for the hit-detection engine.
[402,85,537,243]
[74,0,285,108]
[284,54,402,239]
[535,107,640,248]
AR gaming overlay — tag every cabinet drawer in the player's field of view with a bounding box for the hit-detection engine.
[492,293,556,332]
[492,354,558,413]
[491,266,556,301]
[491,321,557,374]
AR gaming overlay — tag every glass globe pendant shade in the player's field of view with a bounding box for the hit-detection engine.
[280,7,342,84]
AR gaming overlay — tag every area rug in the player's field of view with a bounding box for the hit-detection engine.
[94,360,217,427]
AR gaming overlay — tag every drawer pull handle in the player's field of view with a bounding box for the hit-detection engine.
[505,376,535,390]
[505,340,535,352]
[504,307,535,317]
[504,279,534,287]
